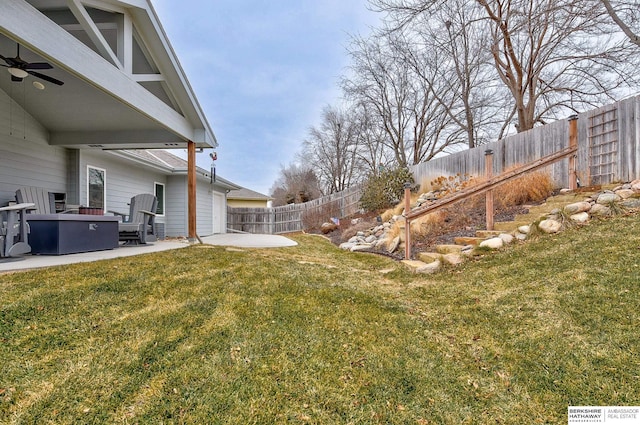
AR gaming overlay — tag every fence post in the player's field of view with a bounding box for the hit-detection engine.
[404,182,412,260]
[568,115,578,190]
[485,149,494,231]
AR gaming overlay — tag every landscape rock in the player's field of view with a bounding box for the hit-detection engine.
[442,253,464,266]
[570,212,589,223]
[631,179,640,192]
[351,244,373,252]
[589,203,611,216]
[339,242,356,251]
[563,201,592,214]
[515,232,527,241]
[436,244,465,254]
[417,252,441,263]
[387,236,401,253]
[498,233,514,245]
[479,237,504,249]
[597,193,621,205]
[621,198,640,209]
[416,260,442,274]
[518,225,531,234]
[615,189,635,199]
[538,219,562,234]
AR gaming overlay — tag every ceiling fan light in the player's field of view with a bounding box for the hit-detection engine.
[7,67,28,79]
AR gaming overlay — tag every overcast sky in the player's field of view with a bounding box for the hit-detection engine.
[151,0,379,195]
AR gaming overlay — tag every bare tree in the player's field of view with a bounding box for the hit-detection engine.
[601,0,640,47]
[342,31,465,167]
[369,0,640,134]
[302,105,363,194]
[351,102,393,176]
[269,163,322,206]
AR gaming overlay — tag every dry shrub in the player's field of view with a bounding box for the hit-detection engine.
[411,211,447,236]
[466,169,554,210]
[380,209,395,223]
[379,194,418,223]
[495,169,554,207]
[301,201,341,232]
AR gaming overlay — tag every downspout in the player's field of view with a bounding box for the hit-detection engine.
[188,141,197,242]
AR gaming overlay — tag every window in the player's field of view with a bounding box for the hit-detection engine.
[87,166,106,210]
[154,182,165,216]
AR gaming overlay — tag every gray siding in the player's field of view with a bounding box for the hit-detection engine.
[78,151,167,221]
[164,175,220,237]
[165,175,187,237]
[197,182,213,236]
[0,87,68,205]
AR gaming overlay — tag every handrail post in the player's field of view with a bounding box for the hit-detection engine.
[568,115,578,190]
[485,149,494,231]
[404,182,412,260]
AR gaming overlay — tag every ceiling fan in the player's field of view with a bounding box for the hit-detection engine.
[0,44,64,86]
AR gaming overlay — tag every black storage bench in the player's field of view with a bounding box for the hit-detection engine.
[26,214,119,255]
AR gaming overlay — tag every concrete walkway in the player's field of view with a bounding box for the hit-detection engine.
[0,234,297,273]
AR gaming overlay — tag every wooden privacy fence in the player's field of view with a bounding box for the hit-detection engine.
[412,94,640,187]
[227,185,363,234]
[226,94,639,235]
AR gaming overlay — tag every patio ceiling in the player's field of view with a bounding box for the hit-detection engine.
[0,0,216,150]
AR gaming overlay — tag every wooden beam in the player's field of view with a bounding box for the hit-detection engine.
[485,150,494,231]
[569,115,578,190]
[404,184,412,260]
[406,145,578,221]
[188,141,197,242]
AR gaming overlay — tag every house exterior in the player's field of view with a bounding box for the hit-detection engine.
[109,150,239,237]
[0,0,220,238]
[227,187,273,208]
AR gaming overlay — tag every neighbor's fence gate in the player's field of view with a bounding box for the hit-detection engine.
[227,185,362,234]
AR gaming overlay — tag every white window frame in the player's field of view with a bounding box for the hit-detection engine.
[154,181,165,217]
[87,165,107,210]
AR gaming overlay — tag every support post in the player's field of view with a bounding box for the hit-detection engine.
[404,182,412,260]
[485,149,494,231]
[188,141,197,242]
[568,115,578,190]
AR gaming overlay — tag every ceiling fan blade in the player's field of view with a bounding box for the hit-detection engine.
[28,70,64,86]
[25,62,53,70]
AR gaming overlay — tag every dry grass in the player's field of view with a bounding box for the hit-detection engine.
[466,169,554,210]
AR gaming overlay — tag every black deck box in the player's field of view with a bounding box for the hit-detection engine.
[26,214,119,255]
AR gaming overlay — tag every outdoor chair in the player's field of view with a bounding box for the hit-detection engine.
[0,203,34,258]
[109,194,158,244]
[15,187,75,214]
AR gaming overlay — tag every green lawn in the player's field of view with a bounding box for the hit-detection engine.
[1,214,639,424]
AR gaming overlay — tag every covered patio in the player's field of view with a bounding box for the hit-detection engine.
[1,0,215,251]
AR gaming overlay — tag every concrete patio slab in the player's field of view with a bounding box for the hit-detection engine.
[0,234,297,273]
[200,233,297,248]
